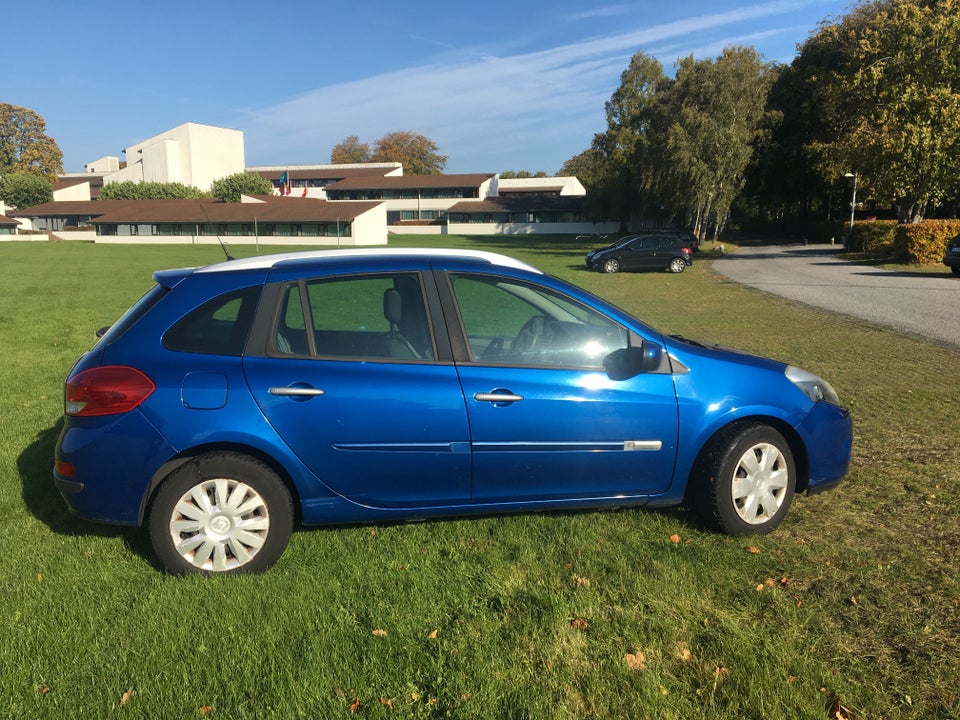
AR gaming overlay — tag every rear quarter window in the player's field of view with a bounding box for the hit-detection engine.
[163,286,262,355]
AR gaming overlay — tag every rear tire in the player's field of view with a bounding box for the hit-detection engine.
[952,266,960,276]
[148,452,293,575]
[668,257,687,273]
[690,424,796,535]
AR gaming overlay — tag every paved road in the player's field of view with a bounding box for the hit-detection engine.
[712,243,960,348]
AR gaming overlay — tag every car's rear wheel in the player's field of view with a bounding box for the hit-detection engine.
[668,257,687,273]
[691,423,796,535]
[952,266,960,276]
[148,452,293,575]
[603,258,621,273]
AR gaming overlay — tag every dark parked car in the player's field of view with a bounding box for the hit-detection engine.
[54,249,852,575]
[586,233,693,273]
[943,233,960,276]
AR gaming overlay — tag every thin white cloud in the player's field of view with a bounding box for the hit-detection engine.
[561,4,635,22]
[241,0,829,171]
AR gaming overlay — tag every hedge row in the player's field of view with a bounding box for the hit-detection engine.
[849,219,960,264]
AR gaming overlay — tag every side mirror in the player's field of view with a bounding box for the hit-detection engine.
[603,341,663,380]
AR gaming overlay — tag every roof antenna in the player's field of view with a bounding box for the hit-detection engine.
[199,200,234,261]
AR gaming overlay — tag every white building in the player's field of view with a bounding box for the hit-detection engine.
[91,123,245,192]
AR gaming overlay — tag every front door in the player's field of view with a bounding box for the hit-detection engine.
[446,272,679,503]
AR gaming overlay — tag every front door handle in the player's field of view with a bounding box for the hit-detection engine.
[269,386,325,397]
[474,392,524,403]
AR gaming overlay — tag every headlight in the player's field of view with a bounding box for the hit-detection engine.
[785,366,841,406]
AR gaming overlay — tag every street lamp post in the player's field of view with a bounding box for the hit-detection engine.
[844,172,858,242]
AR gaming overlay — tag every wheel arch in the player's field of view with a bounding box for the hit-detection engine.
[138,442,304,526]
[683,415,811,506]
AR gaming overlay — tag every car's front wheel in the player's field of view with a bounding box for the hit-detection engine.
[602,258,621,273]
[148,452,293,575]
[668,257,687,273]
[691,423,796,535]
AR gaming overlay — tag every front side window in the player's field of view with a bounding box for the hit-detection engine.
[449,274,628,368]
[273,273,434,361]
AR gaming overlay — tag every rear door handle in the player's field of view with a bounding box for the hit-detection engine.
[269,386,325,397]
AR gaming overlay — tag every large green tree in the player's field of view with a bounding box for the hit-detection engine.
[330,135,371,164]
[0,172,53,210]
[370,131,447,174]
[803,0,960,222]
[659,46,776,236]
[0,104,63,180]
[210,172,274,202]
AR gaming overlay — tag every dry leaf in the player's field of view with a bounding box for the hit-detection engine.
[571,618,589,631]
[676,644,694,662]
[575,575,591,588]
[779,576,790,588]
[850,596,858,606]
[371,628,388,637]
[765,578,776,587]
[380,697,394,710]
[37,685,50,695]
[37,573,43,583]
[565,562,573,569]
[623,652,647,671]
[715,666,730,680]
[349,697,361,713]
[787,675,798,684]
[427,629,438,639]
[120,689,135,707]
[746,545,761,554]
[197,705,213,717]
[669,533,682,543]
[755,583,765,592]
[826,694,855,719]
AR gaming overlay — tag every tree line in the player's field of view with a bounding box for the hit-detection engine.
[561,0,960,236]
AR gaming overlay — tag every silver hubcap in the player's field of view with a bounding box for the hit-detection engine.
[731,443,789,524]
[671,259,685,272]
[169,478,270,572]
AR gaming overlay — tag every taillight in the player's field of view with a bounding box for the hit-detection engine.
[65,366,156,417]
[681,247,692,254]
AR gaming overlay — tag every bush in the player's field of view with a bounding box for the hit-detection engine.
[893,220,960,264]
[848,220,898,254]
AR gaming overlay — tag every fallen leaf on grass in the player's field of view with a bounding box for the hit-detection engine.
[36,685,50,695]
[380,697,394,710]
[349,697,361,713]
[746,545,761,554]
[623,652,647,671]
[120,689,135,707]
[574,575,591,588]
[826,693,855,719]
[571,618,589,631]
[197,705,213,717]
[669,533,682,543]
[371,628,388,637]
[676,643,694,662]
[427,629,438,639]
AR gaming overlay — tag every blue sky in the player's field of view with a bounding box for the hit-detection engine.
[6,0,851,174]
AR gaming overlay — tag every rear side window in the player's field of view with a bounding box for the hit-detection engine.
[163,286,262,355]
[94,284,170,348]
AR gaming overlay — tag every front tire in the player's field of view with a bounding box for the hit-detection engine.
[602,258,621,273]
[692,424,796,535]
[148,452,294,575]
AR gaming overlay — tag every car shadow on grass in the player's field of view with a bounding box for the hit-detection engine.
[17,420,158,567]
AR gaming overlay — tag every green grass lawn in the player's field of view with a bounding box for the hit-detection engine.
[1,237,957,718]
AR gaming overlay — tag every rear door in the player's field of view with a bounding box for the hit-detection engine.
[243,270,472,509]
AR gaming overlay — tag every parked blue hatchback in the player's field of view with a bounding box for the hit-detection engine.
[54,249,853,575]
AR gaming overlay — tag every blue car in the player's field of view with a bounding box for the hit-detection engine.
[54,249,853,575]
